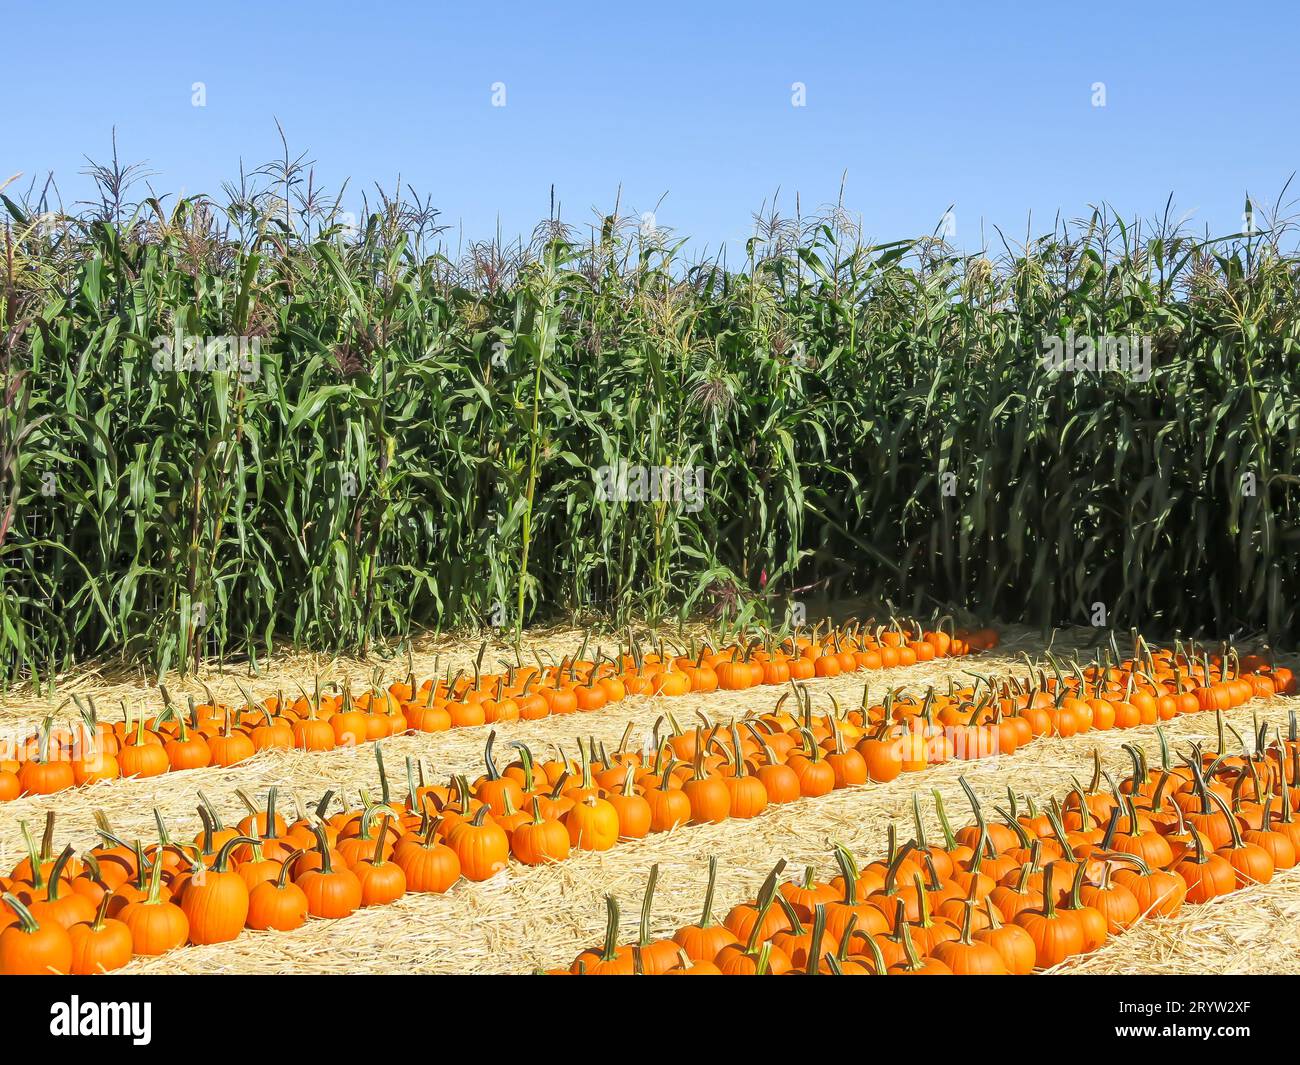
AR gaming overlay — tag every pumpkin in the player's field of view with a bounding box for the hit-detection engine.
[973,897,1036,974]
[1206,790,1274,888]
[931,902,1009,974]
[162,707,212,771]
[1079,861,1140,933]
[1014,865,1083,969]
[18,721,76,795]
[119,716,171,779]
[445,797,510,881]
[886,916,951,975]
[0,892,72,975]
[824,720,869,788]
[721,725,768,819]
[27,845,96,930]
[723,861,792,942]
[208,711,256,767]
[247,851,310,931]
[571,895,635,975]
[787,729,836,797]
[248,708,295,750]
[748,726,802,803]
[1111,855,1187,919]
[392,817,459,890]
[633,865,680,974]
[682,748,731,824]
[179,835,256,944]
[566,793,621,851]
[716,877,794,976]
[291,684,337,751]
[296,826,363,918]
[824,846,890,940]
[68,893,134,975]
[1173,826,1238,904]
[1060,862,1109,952]
[673,856,740,960]
[353,816,408,907]
[1244,791,1297,870]
[605,766,653,840]
[118,857,189,956]
[477,732,526,815]
[665,948,722,975]
[512,799,571,865]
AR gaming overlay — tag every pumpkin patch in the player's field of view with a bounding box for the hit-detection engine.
[0,631,1293,974]
[0,619,988,804]
[553,720,1299,975]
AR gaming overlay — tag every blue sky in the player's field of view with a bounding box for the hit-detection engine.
[4,1,1295,255]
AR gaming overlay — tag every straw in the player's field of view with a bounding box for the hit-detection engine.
[0,622,1294,975]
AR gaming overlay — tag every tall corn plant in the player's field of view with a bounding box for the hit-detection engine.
[3,160,1300,685]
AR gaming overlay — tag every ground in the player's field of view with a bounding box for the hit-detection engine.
[1,621,1296,975]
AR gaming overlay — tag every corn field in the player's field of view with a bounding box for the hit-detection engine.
[2,158,1298,684]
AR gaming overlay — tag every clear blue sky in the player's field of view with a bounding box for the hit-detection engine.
[4,1,1295,254]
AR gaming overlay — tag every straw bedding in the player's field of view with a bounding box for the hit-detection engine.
[1,623,1295,975]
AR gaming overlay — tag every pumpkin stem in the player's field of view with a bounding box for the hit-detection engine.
[913,871,935,928]
[371,815,393,866]
[143,848,167,905]
[44,845,76,902]
[1206,789,1247,850]
[18,820,44,893]
[697,855,720,929]
[805,903,827,975]
[911,794,930,851]
[638,864,659,948]
[993,804,1033,850]
[1041,862,1058,919]
[833,844,859,905]
[1064,859,1089,911]
[197,805,215,855]
[896,911,923,971]
[881,838,915,895]
[214,835,259,873]
[932,790,959,850]
[276,849,304,888]
[1099,805,1122,850]
[743,859,787,953]
[956,894,977,945]
[85,890,113,932]
[372,744,391,806]
[858,921,887,975]
[982,895,1004,931]
[310,824,335,874]
[775,892,806,936]
[599,895,622,962]
[1,891,43,934]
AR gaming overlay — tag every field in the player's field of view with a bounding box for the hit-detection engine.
[1,618,1298,975]
[3,167,1300,979]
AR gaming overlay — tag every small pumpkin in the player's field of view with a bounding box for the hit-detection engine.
[179,834,257,944]
[118,856,189,956]
[445,787,510,881]
[69,894,134,975]
[296,826,363,919]
[0,892,72,975]
[247,850,310,931]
